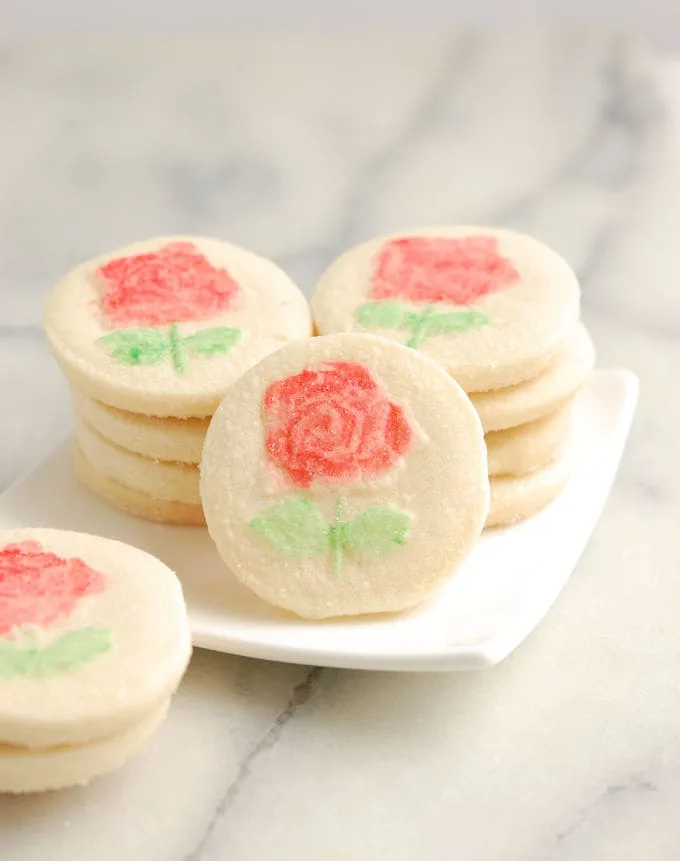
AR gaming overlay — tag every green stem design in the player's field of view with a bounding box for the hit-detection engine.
[328,496,346,576]
[168,323,187,374]
[405,305,436,349]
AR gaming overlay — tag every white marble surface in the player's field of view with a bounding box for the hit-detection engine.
[1,29,679,860]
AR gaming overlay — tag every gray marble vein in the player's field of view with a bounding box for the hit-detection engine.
[0,28,679,861]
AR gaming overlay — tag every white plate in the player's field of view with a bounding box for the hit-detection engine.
[0,370,637,671]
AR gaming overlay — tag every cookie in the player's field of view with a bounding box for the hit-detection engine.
[471,323,595,432]
[73,390,208,464]
[486,402,572,477]
[75,416,200,505]
[0,529,191,792]
[44,236,312,418]
[200,333,489,619]
[311,227,580,391]
[73,446,205,526]
[0,702,168,794]
[487,455,571,527]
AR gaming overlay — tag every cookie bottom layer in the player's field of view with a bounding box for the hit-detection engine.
[0,701,168,794]
[485,402,572,477]
[73,390,209,464]
[487,455,570,527]
[73,445,206,526]
[471,323,595,432]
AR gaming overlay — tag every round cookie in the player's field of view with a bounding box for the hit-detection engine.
[73,390,208,464]
[0,702,168,794]
[311,226,580,392]
[74,445,205,527]
[486,402,573,477]
[487,455,571,527]
[200,333,489,619]
[75,416,200,505]
[471,323,595,432]
[44,236,312,418]
[0,529,191,791]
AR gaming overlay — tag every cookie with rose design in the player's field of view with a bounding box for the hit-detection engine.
[0,529,191,793]
[311,227,580,392]
[44,236,311,418]
[200,333,489,619]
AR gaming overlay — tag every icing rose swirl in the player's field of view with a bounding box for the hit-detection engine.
[263,361,412,488]
[371,235,520,305]
[96,241,239,328]
[0,541,106,636]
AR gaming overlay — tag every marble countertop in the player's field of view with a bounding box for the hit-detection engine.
[1,29,679,860]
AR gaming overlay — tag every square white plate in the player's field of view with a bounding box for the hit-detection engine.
[0,369,637,671]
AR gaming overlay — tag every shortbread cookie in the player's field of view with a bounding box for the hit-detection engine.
[487,455,571,527]
[486,402,573,477]
[471,323,595,432]
[44,236,311,418]
[74,446,205,526]
[75,416,200,505]
[200,333,489,619]
[0,529,191,791]
[73,390,208,464]
[0,701,168,794]
[311,227,580,391]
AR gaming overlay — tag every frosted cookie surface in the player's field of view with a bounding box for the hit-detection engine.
[200,333,489,619]
[312,227,580,391]
[45,236,311,417]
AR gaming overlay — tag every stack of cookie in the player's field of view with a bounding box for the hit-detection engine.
[471,321,594,525]
[311,226,594,527]
[0,528,191,792]
[44,236,311,525]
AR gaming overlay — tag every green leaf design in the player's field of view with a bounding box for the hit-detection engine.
[355,301,406,328]
[100,324,242,372]
[0,627,111,680]
[344,505,410,558]
[100,329,169,366]
[250,495,411,575]
[250,497,329,556]
[183,326,242,357]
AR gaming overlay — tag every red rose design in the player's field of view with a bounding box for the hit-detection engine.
[0,541,106,636]
[97,241,239,328]
[371,235,520,305]
[264,362,412,488]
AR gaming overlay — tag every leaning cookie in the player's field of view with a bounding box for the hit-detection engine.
[311,226,580,391]
[0,529,191,792]
[44,236,311,418]
[200,333,489,619]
